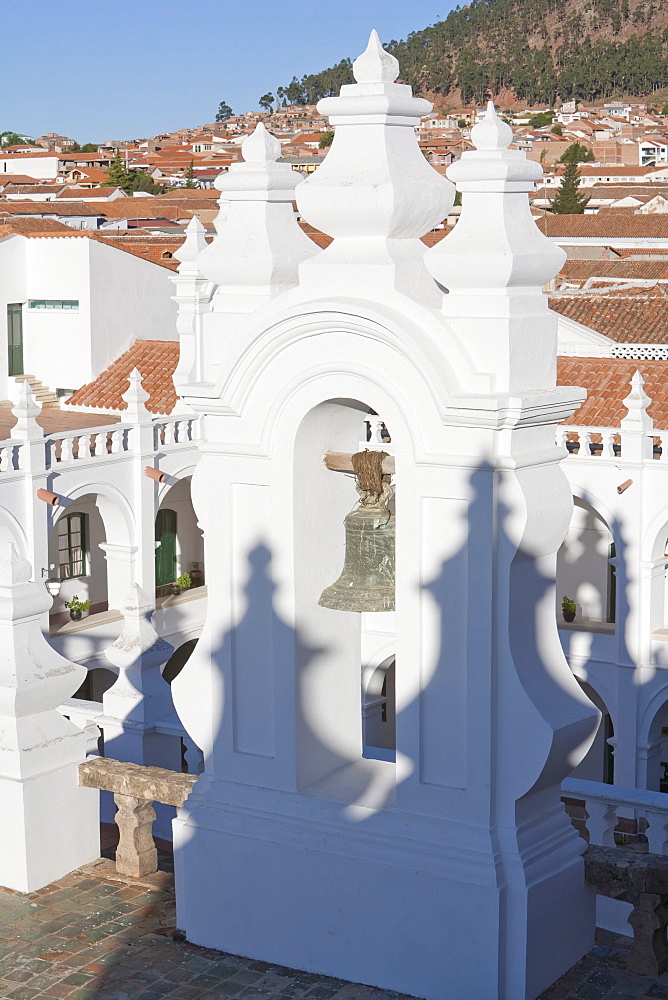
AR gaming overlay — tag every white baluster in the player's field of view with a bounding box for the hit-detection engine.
[556,428,569,452]
[0,445,8,473]
[601,429,616,458]
[59,435,72,463]
[585,797,617,847]
[579,431,592,457]
[107,429,118,455]
[163,421,175,447]
[645,808,668,855]
[182,735,204,775]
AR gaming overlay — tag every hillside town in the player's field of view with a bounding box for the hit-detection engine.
[6,23,668,1000]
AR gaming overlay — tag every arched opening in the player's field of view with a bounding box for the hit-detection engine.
[647,525,668,636]
[48,494,109,625]
[72,666,117,704]
[293,397,396,790]
[643,696,668,792]
[362,656,396,762]
[571,680,614,784]
[557,497,616,627]
[163,638,198,685]
[155,477,204,597]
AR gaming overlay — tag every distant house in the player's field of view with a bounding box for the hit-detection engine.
[639,137,668,166]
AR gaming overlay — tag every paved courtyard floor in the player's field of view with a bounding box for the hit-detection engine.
[1,833,668,1000]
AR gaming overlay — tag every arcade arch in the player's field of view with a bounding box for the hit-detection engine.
[557,497,616,625]
[155,477,204,594]
[571,679,614,784]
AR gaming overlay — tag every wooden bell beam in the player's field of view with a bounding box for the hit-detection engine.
[323,451,395,475]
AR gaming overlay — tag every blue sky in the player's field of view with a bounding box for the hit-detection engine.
[2,1,456,142]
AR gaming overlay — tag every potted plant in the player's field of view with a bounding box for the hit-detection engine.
[65,595,91,622]
[562,596,576,623]
[171,572,191,596]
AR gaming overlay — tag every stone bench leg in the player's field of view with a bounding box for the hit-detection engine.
[627,892,668,977]
[113,793,158,878]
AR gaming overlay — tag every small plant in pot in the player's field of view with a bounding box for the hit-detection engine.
[562,596,577,623]
[65,595,91,622]
[171,573,191,596]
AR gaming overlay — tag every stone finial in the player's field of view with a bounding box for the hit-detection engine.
[103,584,174,725]
[424,93,565,295]
[352,29,399,84]
[11,380,42,440]
[196,120,318,303]
[471,101,513,152]
[295,31,454,295]
[174,214,208,270]
[242,122,281,163]
[621,370,654,433]
[121,368,151,420]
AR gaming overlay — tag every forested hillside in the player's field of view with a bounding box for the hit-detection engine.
[280,0,668,107]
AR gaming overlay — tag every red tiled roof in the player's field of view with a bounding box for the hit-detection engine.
[66,340,179,414]
[536,215,668,239]
[549,284,668,343]
[557,356,668,429]
[558,260,668,284]
[90,233,198,270]
[0,216,79,236]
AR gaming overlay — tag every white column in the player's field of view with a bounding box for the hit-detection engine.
[0,545,99,892]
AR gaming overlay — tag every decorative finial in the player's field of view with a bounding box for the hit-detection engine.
[352,29,399,85]
[121,367,151,417]
[174,214,207,265]
[471,101,513,152]
[622,369,652,417]
[242,122,281,164]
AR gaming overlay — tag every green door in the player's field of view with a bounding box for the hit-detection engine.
[7,304,23,377]
[155,508,177,586]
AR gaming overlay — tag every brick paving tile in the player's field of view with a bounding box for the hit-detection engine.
[7,845,668,1000]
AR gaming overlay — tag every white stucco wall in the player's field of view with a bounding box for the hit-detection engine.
[0,155,59,179]
[0,234,178,400]
[88,239,177,379]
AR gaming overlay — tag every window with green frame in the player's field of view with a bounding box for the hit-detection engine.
[57,512,87,579]
[28,299,79,311]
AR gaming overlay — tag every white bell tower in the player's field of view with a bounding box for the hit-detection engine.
[171,32,599,1000]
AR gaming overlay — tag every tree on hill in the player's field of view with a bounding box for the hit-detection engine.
[80,143,99,153]
[184,161,197,189]
[277,0,668,108]
[106,150,132,192]
[259,93,274,113]
[560,141,595,164]
[318,131,334,149]
[551,161,590,214]
[551,123,564,135]
[215,101,233,123]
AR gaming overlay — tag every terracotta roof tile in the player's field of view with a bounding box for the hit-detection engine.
[536,215,668,239]
[558,356,668,429]
[66,340,179,414]
[550,283,668,343]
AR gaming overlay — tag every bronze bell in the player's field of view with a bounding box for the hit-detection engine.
[319,450,395,612]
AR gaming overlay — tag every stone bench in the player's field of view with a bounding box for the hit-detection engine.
[79,757,198,878]
[585,844,668,976]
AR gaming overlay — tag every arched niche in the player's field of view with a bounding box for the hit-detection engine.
[557,496,616,625]
[362,655,396,762]
[155,476,204,595]
[639,691,668,792]
[50,483,135,616]
[645,518,668,636]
